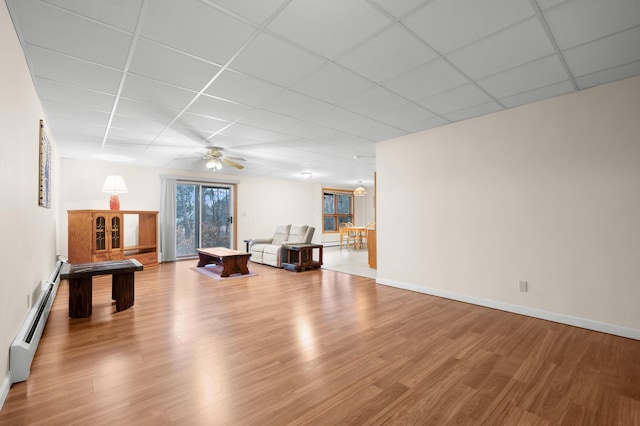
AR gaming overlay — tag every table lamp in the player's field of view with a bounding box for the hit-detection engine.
[102,175,128,210]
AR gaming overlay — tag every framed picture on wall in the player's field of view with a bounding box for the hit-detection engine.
[38,119,51,208]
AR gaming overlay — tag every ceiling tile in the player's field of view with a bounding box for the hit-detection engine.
[446,17,555,80]
[401,116,450,134]
[230,33,326,87]
[290,63,373,105]
[499,80,575,108]
[156,126,214,148]
[141,0,255,65]
[121,74,196,110]
[443,100,503,122]
[219,122,280,141]
[206,70,284,107]
[339,86,407,117]
[44,116,106,140]
[334,115,405,141]
[575,60,640,90]
[536,0,571,10]
[173,112,230,135]
[115,98,180,125]
[402,0,534,54]
[109,116,166,143]
[260,90,336,122]
[35,78,115,112]
[239,110,331,138]
[563,26,640,78]
[25,45,122,94]
[381,58,469,101]
[205,0,289,25]
[267,0,391,59]
[544,0,640,49]
[477,55,569,99]
[336,25,438,83]
[418,83,493,115]
[128,39,221,91]
[10,0,133,68]
[42,100,111,127]
[372,102,436,128]
[44,0,145,32]
[186,95,253,122]
[369,0,429,19]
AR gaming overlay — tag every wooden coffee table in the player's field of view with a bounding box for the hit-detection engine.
[196,247,251,277]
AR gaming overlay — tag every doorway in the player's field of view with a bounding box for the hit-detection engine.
[175,183,234,257]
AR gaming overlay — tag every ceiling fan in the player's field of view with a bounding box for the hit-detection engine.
[203,146,245,171]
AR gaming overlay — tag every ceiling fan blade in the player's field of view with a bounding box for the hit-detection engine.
[222,157,245,169]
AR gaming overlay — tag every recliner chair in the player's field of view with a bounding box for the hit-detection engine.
[249,224,315,267]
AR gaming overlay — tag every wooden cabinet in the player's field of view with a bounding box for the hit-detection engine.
[367,229,376,269]
[68,210,158,267]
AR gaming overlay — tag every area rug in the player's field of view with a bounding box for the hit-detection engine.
[190,264,258,281]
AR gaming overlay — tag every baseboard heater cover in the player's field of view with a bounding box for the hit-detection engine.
[10,260,64,384]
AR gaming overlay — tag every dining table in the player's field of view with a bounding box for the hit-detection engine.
[346,226,368,250]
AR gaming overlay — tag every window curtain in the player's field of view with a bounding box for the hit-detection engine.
[159,176,177,262]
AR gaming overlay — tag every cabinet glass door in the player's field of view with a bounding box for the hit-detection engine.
[110,215,121,249]
[95,215,106,251]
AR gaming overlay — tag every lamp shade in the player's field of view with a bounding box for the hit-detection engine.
[102,175,128,193]
[102,175,127,210]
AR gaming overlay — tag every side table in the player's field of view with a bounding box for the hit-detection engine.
[282,244,323,272]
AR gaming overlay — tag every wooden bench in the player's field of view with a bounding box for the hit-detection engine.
[196,247,251,277]
[61,259,143,318]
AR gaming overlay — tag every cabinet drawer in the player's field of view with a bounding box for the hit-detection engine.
[92,253,109,262]
[125,252,158,266]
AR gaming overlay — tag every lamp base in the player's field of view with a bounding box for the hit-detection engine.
[109,194,120,210]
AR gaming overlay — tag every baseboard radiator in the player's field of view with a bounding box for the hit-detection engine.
[10,260,64,384]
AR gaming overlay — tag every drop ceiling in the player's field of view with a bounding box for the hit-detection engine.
[6,0,640,187]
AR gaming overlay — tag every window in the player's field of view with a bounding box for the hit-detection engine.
[323,190,353,232]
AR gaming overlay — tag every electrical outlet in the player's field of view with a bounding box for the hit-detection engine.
[519,281,528,292]
[27,294,31,308]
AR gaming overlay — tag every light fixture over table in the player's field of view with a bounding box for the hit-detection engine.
[102,175,128,210]
[354,181,367,197]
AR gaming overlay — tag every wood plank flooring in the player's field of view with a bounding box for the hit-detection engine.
[1,260,640,425]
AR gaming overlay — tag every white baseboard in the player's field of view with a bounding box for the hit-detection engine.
[376,277,640,341]
[0,372,11,412]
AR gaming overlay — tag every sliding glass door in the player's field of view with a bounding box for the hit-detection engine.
[175,183,233,257]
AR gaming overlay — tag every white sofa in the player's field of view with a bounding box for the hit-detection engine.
[249,224,315,268]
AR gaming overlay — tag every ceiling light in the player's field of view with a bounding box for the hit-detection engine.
[354,181,367,197]
[300,172,312,179]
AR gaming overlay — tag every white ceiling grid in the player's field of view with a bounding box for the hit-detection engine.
[5,0,640,186]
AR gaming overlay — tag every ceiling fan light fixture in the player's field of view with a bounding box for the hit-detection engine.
[206,158,216,169]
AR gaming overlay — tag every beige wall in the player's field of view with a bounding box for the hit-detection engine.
[377,75,640,338]
[0,1,59,397]
[57,159,375,252]
[58,159,327,256]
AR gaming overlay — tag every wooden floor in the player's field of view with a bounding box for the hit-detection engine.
[2,260,640,425]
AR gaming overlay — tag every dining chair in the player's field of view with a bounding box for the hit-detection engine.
[339,222,354,249]
[359,222,376,250]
